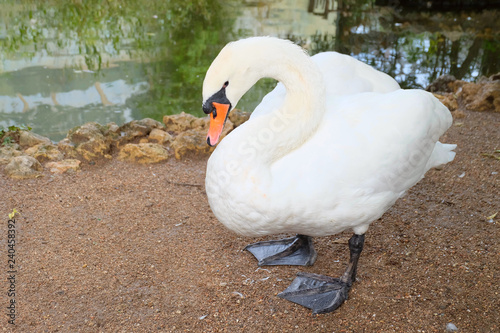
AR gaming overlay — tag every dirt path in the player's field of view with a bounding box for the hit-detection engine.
[0,109,498,332]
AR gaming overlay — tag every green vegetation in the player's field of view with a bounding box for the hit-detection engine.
[0,124,32,145]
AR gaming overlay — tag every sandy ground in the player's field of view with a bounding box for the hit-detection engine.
[0,109,499,332]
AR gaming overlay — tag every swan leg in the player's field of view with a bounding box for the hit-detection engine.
[278,234,365,314]
[244,234,317,266]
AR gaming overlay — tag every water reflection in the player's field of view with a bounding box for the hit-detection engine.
[0,0,498,140]
[298,0,499,88]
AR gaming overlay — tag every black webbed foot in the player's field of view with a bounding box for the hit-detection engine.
[278,233,365,314]
[244,234,317,266]
[278,272,349,314]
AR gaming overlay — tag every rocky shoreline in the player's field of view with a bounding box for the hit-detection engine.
[0,110,250,179]
[1,74,498,179]
[428,73,500,114]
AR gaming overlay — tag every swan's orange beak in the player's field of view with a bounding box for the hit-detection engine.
[207,102,230,146]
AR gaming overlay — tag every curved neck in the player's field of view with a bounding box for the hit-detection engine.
[229,44,326,166]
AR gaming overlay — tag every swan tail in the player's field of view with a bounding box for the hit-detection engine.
[427,141,457,171]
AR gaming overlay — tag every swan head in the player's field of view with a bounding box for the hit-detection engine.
[202,80,232,147]
[202,37,281,146]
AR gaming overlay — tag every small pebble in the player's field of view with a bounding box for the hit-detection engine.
[446,322,458,332]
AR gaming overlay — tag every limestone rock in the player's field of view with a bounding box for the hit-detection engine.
[149,128,173,144]
[45,159,81,174]
[163,112,207,134]
[449,80,466,93]
[171,129,213,160]
[25,143,63,163]
[75,139,109,161]
[434,93,458,111]
[68,122,106,144]
[119,118,165,141]
[426,75,457,93]
[57,138,78,159]
[67,122,110,160]
[0,144,24,165]
[229,109,251,127]
[117,143,169,164]
[102,122,120,141]
[19,131,51,147]
[457,78,500,112]
[135,118,164,129]
[4,155,43,179]
[107,122,120,134]
[121,123,148,138]
[171,119,233,160]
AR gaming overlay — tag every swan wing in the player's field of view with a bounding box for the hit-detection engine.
[251,51,400,119]
[311,52,400,95]
[265,89,453,235]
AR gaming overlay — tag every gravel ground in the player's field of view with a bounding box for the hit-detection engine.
[0,109,498,332]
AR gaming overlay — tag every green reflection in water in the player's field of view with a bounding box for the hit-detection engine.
[0,0,243,139]
[0,0,498,140]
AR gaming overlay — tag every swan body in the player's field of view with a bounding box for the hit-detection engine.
[201,37,455,313]
[203,37,455,238]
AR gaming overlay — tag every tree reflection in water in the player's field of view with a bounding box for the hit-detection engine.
[302,0,499,88]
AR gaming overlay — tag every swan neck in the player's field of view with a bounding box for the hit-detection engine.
[253,50,325,164]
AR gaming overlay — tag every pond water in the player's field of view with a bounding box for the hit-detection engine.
[1,0,499,141]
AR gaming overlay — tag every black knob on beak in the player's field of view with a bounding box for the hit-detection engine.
[203,102,214,115]
[202,86,231,117]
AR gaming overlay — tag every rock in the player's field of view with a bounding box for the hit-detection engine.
[107,122,120,134]
[229,109,251,127]
[163,112,207,134]
[102,122,120,141]
[434,93,458,111]
[490,73,500,81]
[457,76,500,112]
[57,138,78,159]
[24,143,64,163]
[171,129,214,160]
[119,118,165,141]
[171,119,233,160]
[19,130,51,147]
[135,118,164,129]
[0,144,24,165]
[123,123,149,137]
[426,75,457,93]
[68,122,106,144]
[67,122,111,160]
[75,139,110,161]
[4,155,43,179]
[446,322,458,332]
[449,80,466,93]
[149,128,173,144]
[45,159,81,174]
[117,143,169,164]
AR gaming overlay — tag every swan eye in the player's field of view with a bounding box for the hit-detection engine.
[223,81,229,88]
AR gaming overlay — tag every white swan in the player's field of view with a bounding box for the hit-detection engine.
[202,37,456,314]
